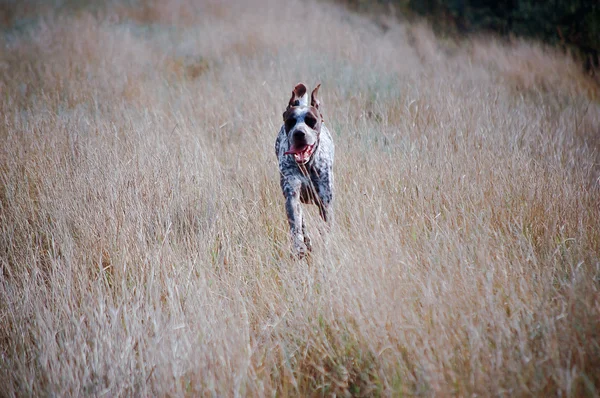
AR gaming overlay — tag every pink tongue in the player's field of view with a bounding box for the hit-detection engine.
[285,145,306,155]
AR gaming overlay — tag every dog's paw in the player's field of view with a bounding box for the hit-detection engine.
[291,239,309,260]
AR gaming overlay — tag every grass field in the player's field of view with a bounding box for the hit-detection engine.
[1,0,599,396]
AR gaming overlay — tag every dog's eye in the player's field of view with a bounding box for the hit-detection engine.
[305,115,317,129]
[285,117,296,131]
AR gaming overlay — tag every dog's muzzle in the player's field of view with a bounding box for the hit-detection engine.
[285,143,316,164]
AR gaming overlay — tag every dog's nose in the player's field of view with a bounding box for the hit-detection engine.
[293,130,306,140]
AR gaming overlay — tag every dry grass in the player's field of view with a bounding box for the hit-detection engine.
[1,0,599,396]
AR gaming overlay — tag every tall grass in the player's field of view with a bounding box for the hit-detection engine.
[1,0,599,395]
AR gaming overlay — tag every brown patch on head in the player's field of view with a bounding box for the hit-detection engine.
[282,107,296,127]
[287,83,308,109]
[282,107,322,133]
[305,107,322,131]
[283,83,325,126]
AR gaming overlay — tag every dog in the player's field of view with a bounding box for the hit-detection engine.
[275,83,334,258]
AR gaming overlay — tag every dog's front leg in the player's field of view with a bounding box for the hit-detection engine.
[285,192,308,258]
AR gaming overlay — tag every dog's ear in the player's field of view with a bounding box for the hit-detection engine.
[288,83,308,109]
[310,83,321,110]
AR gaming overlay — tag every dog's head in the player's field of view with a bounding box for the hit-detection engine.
[282,83,323,164]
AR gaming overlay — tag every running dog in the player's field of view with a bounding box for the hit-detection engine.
[275,83,334,258]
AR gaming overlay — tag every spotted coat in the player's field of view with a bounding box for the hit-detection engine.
[275,83,334,257]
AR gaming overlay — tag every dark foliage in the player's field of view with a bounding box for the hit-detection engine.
[344,0,599,70]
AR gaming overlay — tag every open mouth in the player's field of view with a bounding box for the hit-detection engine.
[285,144,315,164]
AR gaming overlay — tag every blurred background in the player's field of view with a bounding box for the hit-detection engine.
[341,0,599,71]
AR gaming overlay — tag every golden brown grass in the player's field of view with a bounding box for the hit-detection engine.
[1,0,599,396]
